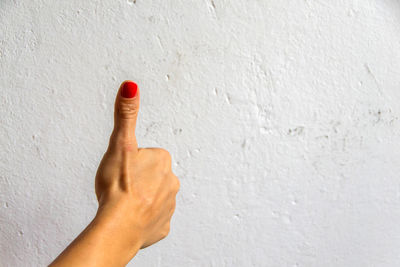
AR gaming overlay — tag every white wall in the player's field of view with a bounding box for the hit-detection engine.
[1,0,400,266]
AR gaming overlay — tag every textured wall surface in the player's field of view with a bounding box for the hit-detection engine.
[1,0,400,266]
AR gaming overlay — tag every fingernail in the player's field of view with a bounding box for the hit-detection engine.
[121,81,138,98]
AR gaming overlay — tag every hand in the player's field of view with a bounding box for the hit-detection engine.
[50,81,180,267]
[95,80,180,249]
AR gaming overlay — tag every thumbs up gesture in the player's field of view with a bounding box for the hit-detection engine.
[95,81,180,250]
[50,81,180,267]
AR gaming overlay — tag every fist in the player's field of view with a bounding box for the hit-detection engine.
[95,81,180,249]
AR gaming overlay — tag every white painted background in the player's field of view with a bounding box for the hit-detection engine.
[1,1,400,266]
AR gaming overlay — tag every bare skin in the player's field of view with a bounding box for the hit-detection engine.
[50,81,180,267]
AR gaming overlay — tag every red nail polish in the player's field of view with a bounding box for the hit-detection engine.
[121,81,138,98]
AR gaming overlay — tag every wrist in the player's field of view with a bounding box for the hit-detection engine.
[85,213,141,266]
[50,208,142,267]
[94,201,144,255]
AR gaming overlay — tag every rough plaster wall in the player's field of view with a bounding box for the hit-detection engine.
[1,0,400,266]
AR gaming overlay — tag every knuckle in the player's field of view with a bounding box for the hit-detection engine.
[170,199,176,213]
[109,132,137,152]
[118,101,138,119]
[156,149,172,171]
[142,196,154,208]
[118,141,137,152]
[158,148,171,161]
[161,224,171,238]
[174,177,180,192]
[110,139,137,153]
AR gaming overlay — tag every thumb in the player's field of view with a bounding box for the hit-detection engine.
[110,80,140,151]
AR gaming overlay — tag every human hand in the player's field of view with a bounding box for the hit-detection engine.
[95,80,180,249]
[50,81,180,267]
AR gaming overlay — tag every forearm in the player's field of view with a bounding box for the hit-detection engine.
[49,210,142,267]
